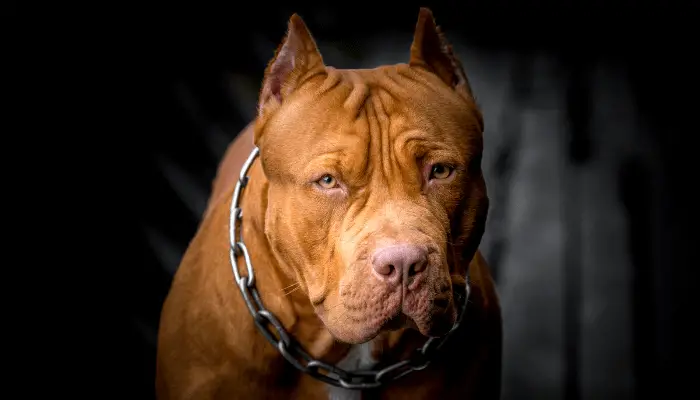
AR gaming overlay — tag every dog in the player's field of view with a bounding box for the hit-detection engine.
[156,8,501,399]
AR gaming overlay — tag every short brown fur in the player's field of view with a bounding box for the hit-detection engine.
[157,8,501,399]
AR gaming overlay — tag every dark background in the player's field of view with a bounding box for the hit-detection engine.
[99,1,698,399]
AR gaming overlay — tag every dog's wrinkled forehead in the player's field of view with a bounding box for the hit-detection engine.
[258,66,481,174]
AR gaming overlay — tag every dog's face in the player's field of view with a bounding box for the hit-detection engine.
[254,10,487,344]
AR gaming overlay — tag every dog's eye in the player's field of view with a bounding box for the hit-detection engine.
[430,164,454,180]
[316,174,339,189]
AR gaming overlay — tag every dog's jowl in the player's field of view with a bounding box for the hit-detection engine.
[156,8,502,400]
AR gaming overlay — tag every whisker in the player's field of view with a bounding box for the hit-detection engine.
[284,286,302,296]
[281,282,301,291]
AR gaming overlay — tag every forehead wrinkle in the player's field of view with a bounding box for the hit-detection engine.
[368,66,479,149]
[372,65,415,101]
[392,95,481,163]
[340,71,371,116]
[392,129,431,156]
[391,66,481,134]
[366,87,398,189]
[296,89,373,182]
[300,134,372,180]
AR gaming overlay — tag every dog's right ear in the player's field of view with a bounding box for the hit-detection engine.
[257,14,325,122]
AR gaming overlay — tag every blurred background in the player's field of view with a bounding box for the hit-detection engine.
[114,1,698,399]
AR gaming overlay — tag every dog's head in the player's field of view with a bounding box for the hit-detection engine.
[254,8,488,344]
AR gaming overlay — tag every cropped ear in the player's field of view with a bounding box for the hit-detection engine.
[258,14,325,119]
[409,8,475,102]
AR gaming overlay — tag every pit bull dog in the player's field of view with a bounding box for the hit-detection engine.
[156,8,501,400]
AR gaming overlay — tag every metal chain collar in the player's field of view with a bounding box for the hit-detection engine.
[228,147,470,390]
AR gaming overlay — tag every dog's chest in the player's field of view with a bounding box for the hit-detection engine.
[326,342,377,400]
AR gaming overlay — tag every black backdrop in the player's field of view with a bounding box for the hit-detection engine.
[77,1,700,399]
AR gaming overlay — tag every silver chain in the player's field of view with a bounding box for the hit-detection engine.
[228,147,470,390]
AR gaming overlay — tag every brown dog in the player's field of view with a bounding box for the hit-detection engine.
[156,8,501,400]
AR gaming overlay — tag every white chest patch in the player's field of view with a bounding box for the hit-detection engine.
[326,342,377,400]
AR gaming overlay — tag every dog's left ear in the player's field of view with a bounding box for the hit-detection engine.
[409,8,475,102]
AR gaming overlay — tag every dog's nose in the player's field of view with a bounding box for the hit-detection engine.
[371,244,428,281]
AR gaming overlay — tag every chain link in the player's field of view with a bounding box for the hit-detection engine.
[228,147,470,390]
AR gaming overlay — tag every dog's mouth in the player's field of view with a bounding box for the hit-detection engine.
[313,251,465,344]
[372,296,456,339]
[316,283,458,344]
